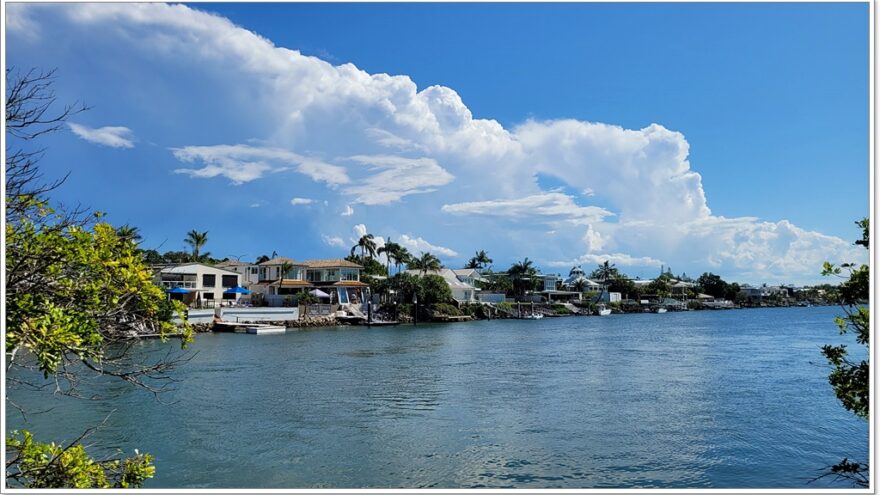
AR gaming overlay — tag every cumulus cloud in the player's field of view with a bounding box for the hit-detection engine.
[398,234,458,258]
[321,234,344,247]
[290,197,313,205]
[17,3,865,284]
[172,144,349,186]
[345,155,454,205]
[547,253,664,269]
[341,205,354,216]
[442,192,613,226]
[68,123,134,148]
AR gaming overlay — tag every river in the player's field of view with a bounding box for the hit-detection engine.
[5,306,868,488]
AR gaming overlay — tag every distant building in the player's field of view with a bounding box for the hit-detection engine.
[250,256,367,307]
[215,259,260,287]
[157,263,242,306]
[406,268,480,303]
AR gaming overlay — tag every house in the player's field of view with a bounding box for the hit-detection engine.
[214,259,260,287]
[251,256,367,307]
[157,263,242,307]
[540,274,583,302]
[406,268,480,303]
[451,268,488,287]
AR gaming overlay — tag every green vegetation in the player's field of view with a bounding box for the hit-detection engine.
[184,229,209,261]
[5,67,189,488]
[816,218,869,487]
[465,250,493,271]
[350,232,377,265]
[432,303,461,316]
[408,252,442,275]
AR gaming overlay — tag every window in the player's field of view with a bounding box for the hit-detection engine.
[202,274,216,287]
[342,269,359,281]
[222,292,235,300]
[251,267,259,274]
[222,275,238,288]
[203,293,214,300]
[306,270,322,282]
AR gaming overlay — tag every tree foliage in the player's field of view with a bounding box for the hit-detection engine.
[5,67,188,488]
[815,218,869,487]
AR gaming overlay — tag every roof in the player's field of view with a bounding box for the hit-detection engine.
[303,259,363,269]
[159,263,240,275]
[258,256,303,267]
[277,280,312,288]
[563,275,601,286]
[215,259,256,268]
[452,269,489,283]
[406,269,478,290]
[332,280,369,287]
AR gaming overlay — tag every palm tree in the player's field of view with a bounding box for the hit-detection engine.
[509,257,538,297]
[116,224,142,244]
[394,247,413,275]
[465,250,493,272]
[277,260,294,302]
[184,230,208,261]
[573,278,589,293]
[377,238,404,276]
[350,233,377,265]
[409,252,441,276]
[591,260,618,284]
[255,254,270,264]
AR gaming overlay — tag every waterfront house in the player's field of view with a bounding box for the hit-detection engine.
[214,259,260,287]
[539,274,584,302]
[157,263,242,307]
[251,256,367,307]
[406,268,481,303]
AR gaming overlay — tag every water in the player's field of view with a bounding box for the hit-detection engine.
[6,307,868,488]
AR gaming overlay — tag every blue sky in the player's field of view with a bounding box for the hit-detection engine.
[5,3,869,284]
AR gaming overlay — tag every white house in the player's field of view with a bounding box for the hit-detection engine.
[406,268,480,303]
[251,256,367,307]
[214,259,260,287]
[157,263,242,306]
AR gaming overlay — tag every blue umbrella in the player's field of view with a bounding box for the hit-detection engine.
[166,287,191,294]
[224,286,251,294]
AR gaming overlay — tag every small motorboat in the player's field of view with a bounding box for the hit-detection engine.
[523,313,544,320]
[597,304,612,316]
[656,307,668,314]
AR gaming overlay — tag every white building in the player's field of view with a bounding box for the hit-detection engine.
[406,268,480,303]
[250,256,367,307]
[157,263,242,306]
[214,259,260,287]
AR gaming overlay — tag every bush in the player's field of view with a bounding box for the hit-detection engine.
[432,303,461,316]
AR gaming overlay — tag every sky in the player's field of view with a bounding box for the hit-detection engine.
[4,2,870,285]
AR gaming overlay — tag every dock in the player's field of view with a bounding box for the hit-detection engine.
[213,321,286,335]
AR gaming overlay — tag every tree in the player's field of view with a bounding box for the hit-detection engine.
[255,254,270,264]
[5,67,190,488]
[466,250,493,272]
[115,224,142,245]
[697,272,730,299]
[350,233,377,265]
[345,254,386,277]
[377,238,404,275]
[508,257,538,297]
[815,218,869,487]
[419,274,453,306]
[184,230,208,261]
[297,291,318,316]
[409,252,442,276]
[278,260,293,287]
[589,260,620,283]
[394,246,412,274]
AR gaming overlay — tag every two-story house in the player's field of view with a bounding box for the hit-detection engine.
[157,263,242,306]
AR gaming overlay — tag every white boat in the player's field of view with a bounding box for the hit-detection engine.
[656,307,668,314]
[597,304,612,316]
[523,313,544,320]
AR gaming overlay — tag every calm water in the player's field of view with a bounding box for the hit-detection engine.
[6,307,868,488]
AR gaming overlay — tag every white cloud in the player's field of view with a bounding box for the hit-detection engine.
[398,234,458,258]
[341,205,354,216]
[68,123,134,148]
[18,3,865,284]
[172,144,349,186]
[547,253,664,269]
[345,155,454,205]
[321,234,344,247]
[249,202,262,208]
[442,192,613,226]
[290,197,313,205]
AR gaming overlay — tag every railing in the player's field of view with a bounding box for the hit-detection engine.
[161,281,197,289]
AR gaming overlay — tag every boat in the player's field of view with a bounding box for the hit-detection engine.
[523,313,544,320]
[597,304,612,316]
[655,307,668,314]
